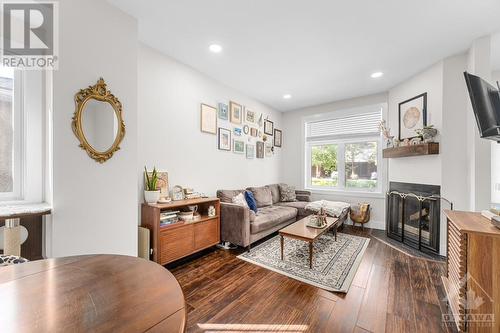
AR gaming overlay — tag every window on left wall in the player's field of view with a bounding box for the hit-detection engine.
[0,67,22,201]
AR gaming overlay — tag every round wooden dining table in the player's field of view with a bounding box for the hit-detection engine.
[0,254,186,333]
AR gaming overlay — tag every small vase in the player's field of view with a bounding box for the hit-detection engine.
[144,190,161,203]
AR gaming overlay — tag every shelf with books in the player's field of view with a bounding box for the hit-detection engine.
[141,197,220,265]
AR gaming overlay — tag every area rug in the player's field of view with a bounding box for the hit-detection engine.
[238,232,369,293]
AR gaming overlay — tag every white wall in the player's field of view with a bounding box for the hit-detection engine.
[50,0,138,257]
[466,36,491,211]
[491,70,500,205]
[441,54,469,211]
[138,45,282,196]
[281,93,388,230]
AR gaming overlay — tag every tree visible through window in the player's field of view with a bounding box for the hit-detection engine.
[345,142,378,189]
[311,144,338,187]
[0,68,14,193]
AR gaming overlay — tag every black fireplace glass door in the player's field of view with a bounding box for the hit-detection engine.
[402,196,421,244]
[387,193,403,241]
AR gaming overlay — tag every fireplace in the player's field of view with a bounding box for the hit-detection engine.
[386,182,441,255]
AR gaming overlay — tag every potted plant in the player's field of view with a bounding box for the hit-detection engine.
[144,166,160,203]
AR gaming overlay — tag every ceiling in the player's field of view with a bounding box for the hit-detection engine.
[109,0,500,111]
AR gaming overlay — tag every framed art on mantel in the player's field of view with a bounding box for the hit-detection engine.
[398,93,427,140]
[274,129,282,147]
[200,103,217,134]
[218,128,231,151]
[230,101,243,124]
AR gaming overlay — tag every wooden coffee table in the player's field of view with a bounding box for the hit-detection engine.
[279,216,340,269]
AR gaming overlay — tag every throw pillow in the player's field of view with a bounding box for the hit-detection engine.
[232,193,249,208]
[248,186,273,207]
[245,190,258,213]
[267,184,281,204]
[279,183,297,202]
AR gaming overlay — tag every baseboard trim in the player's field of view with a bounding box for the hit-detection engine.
[345,219,385,230]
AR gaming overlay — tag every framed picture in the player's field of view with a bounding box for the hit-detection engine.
[256,141,264,158]
[250,127,258,137]
[218,102,228,120]
[398,93,427,140]
[172,185,185,201]
[246,144,255,159]
[218,128,231,151]
[264,119,274,135]
[200,103,217,134]
[265,143,273,157]
[234,127,242,136]
[274,129,282,147]
[146,171,169,198]
[230,101,243,124]
[243,125,250,135]
[233,139,245,154]
[245,109,256,123]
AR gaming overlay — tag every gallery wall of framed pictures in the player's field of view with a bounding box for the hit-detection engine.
[199,100,283,159]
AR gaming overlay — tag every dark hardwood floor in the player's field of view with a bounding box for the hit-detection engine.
[170,226,456,333]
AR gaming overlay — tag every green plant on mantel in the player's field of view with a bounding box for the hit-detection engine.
[144,166,158,191]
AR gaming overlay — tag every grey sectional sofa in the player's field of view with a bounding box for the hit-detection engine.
[217,184,314,249]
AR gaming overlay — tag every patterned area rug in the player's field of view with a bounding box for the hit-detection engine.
[238,232,369,293]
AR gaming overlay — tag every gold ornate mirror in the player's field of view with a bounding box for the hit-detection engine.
[72,78,125,163]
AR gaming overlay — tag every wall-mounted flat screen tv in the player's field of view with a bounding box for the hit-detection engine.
[464,71,500,142]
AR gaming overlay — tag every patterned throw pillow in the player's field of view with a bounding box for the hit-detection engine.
[279,183,297,202]
[232,193,249,208]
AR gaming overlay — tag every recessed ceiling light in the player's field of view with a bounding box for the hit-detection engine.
[283,94,292,99]
[370,71,384,78]
[209,44,222,53]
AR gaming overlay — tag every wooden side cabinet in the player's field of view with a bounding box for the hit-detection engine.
[141,197,220,265]
[442,210,500,333]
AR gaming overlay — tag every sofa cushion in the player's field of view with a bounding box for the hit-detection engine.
[247,186,273,207]
[267,184,281,204]
[275,201,311,218]
[279,183,297,202]
[250,206,297,234]
[217,189,244,203]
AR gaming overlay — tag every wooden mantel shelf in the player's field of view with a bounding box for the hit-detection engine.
[382,142,439,158]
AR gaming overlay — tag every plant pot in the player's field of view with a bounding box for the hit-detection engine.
[144,190,160,203]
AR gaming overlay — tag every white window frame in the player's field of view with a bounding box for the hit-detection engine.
[0,70,24,201]
[302,104,387,197]
[305,135,383,194]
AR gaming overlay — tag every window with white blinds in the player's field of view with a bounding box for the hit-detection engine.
[306,111,381,140]
[304,107,384,193]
